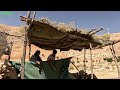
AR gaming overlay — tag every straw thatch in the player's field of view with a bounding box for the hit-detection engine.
[20,16,117,51]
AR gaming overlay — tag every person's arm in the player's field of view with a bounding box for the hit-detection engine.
[47,56,57,71]
[36,61,40,64]
[36,56,42,65]
[37,56,42,61]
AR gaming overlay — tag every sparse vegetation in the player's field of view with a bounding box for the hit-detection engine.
[103,56,120,62]
[103,58,113,62]
[69,65,74,70]
[77,60,80,63]
[99,34,110,40]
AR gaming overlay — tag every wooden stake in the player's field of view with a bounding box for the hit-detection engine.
[70,61,80,72]
[28,43,31,60]
[83,48,86,73]
[28,11,36,60]
[21,11,31,79]
[21,26,28,79]
[26,11,31,25]
[8,42,13,61]
[32,11,36,22]
[89,28,103,36]
[110,45,120,78]
[90,43,93,79]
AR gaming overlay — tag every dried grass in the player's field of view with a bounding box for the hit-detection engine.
[38,17,110,41]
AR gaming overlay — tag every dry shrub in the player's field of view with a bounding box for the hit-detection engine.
[69,65,74,70]
[39,17,88,33]
[38,17,112,45]
[77,60,80,63]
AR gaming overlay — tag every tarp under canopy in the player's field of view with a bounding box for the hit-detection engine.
[11,58,76,79]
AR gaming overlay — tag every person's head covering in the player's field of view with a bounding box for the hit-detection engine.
[34,50,40,56]
[53,49,57,54]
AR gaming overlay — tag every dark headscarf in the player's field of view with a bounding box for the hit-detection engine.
[34,50,42,61]
[34,50,40,56]
[53,49,57,54]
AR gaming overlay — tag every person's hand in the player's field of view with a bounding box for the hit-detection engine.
[36,61,40,64]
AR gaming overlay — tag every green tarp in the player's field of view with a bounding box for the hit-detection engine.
[11,58,76,79]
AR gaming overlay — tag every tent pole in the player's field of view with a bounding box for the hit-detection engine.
[32,11,36,22]
[110,45,120,78]
[28,43,31,60]
[21,26,28,79]
[21,11,31,79]
[8,42,13,61]
[83,48,86,73]
[70,61,80,72]
[28,11,36,60]
[112,45,120,78]
[90,42,93,79]
[108,28,120,78]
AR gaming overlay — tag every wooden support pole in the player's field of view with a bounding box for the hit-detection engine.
[21,26,28,79]
[113,56,120,78]
[90,42,93,79]
[28,11,36,60]
[89,28,103,36]
[70,61,80,72]
[32,11,36,22]
[83,48,86,73]
[110,45,120,78]
[28,43,31,60]
[112,45,120,78]
[21,11,31,79]
[27,11,31,19]
[8,42,13,61]
[26,11,31,25]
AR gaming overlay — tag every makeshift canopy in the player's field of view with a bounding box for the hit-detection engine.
[20,16,115,51]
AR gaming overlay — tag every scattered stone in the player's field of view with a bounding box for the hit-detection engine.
[0,61,18,79]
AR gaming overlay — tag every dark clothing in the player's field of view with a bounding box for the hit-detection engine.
[36,55,42,62]
[30,55,42,63]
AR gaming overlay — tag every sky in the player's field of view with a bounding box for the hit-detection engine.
[0,11,120,35]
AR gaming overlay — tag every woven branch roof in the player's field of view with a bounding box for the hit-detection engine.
[20,16,118,51]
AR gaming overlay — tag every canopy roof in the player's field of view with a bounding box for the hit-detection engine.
[20,16,118,51]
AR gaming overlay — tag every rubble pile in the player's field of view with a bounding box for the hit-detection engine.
[72,70,98,79]
[0,60,19,79]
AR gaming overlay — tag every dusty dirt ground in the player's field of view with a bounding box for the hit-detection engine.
[69,60,120,79]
